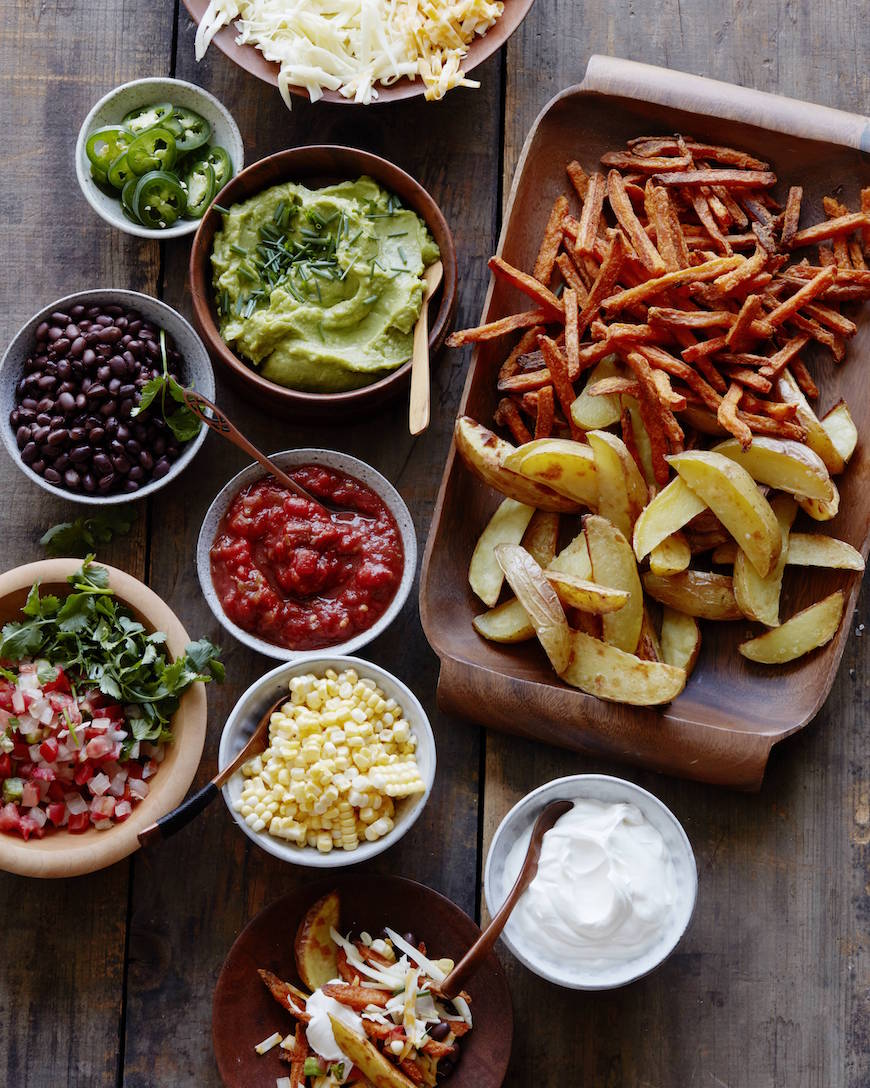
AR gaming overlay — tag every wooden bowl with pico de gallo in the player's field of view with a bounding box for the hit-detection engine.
[0,559,219,878]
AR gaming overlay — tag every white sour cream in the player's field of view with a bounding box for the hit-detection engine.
[502,799,678,972]
[304,985,364,1081]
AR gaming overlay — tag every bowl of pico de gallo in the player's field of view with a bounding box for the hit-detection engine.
[0,557,222,878]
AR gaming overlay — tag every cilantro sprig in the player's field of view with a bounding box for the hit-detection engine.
[40,508,136,557]
[131,330,202,444]
[0,558,224,750]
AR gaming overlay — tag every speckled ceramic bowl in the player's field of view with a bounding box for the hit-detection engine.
[197,448,417,660]
[484,774,698,990]
[75,77,244,239]
[0,289,215,505]
[218,656,435,868]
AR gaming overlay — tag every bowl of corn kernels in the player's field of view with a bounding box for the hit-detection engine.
[218,656,436,867]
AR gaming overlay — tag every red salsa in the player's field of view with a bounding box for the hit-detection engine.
[210,465,405,651]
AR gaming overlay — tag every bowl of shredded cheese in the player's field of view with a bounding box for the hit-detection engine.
[219,656,436,867]
[183,0,535,107]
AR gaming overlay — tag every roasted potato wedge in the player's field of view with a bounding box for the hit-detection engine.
[584,514,644,652]
[636,608,663,662]
[785,533,865,570]
[545,571,630,613]
[570,355,624,429]
[622,394,657,488]
[733,495,796,627]
[777,372,845,474]
[502,437,598,507]
[711,436,834,502]
[495,543,571,673]
[522,509,560,568]
[649,533,691,576]
[821,400,858,464]
[660,608,702,675]
[454,416,581,512]
[588,429,648,537]
[739,590,845,664]
[643,570,742,620]
[469,497,535,607]
[559,629,686,705]
[668,450,781,577]
[294,890,339,992]
[472,598,535,642]
[329,1015,417,1088]
[548,531,593,580]
[632,477,707,561]
[799,479,840,522]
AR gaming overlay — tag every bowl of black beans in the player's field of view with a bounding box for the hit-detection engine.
[0,289,214,503]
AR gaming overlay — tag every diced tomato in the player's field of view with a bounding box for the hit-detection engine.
[46,802,66,826]
[32,765,56,783]
[125,761,144,780]
[47,780,66,802]
[17,815,44,841]
[42,666,70,694]
[0,802,20,833]
[74,763,94,786]
[67,812,90,833]
[17,761,34,778]
[39,737,59,762]
[12,742,30,760]
[102,704,124,722]
[0,754,11,779]
[0,681,15,712]
[85,735,115,761]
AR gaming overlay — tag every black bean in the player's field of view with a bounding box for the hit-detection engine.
[15,425,31,448]
[44,467,61,483]
[138,450,153,471]
[89,426,105,446]
[31,459,46,474]
[35,322,49,341]
[112,454,131,475]
[437,1060,453,1078]
[97,365,112,383]
[98,472,116,492]
[51,311,71,324]
[47,428,69,447]
[98,326,122,344]
[93,453,112,476]
[429,1022,450,1042]
[51,337,70,355]
[63,469,80,489]
[57,392,76,413]
[75,393,87,411]
[69,426,86,442]
[70,446,91,464]
[122,479,140,494]
[108,378,122,396]
[109,355,127,376]
[152,457,171,479]
[54,453,70,472]
[86,383,106,399]
[99,399,118,418]
[37,375,56,392]
[82,348,96,366]
[81,473,96,493]
[65,324,79,339]
[20,442,37,464]
[47,326,63,342]
[70,305,85,319]
[128,465,145,483]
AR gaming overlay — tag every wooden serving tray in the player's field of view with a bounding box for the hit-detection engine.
[420,56,870,789]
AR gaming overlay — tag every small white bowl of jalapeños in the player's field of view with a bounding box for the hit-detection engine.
[75,77,244,239]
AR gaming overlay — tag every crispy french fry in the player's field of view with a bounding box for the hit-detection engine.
[539,336,581,439]
[601,256,744,314]
[447,308,551,347]
[535,384,555,438]
[644,182,690,270]
[651,168,777,189]
[607,170,666,273]
[789,213,870,248]
[488,256,564,317]
[575,171,606,254]
[717,383,752,448]
[258,970,312,1021]
[780,186,803,247]
[533,195,570,283]
[566,160,590,201]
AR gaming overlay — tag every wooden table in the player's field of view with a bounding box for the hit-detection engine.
[2,2,868,1085]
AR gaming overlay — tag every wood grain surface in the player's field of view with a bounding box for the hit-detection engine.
[0,1,867,1087]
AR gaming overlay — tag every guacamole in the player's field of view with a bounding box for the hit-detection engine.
[211,176,440,393]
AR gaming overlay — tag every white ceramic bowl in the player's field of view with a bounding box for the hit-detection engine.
[0,289,215,506]
[219,655,436,868]
[484,774,698,990]
[75,77,244,239]
[197,449,417,660]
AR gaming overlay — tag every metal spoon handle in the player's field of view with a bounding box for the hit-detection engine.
[182,389,323,506]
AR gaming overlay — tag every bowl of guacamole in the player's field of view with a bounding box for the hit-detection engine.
[189,146,456,418]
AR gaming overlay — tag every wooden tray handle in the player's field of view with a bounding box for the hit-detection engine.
[581,54,870,154]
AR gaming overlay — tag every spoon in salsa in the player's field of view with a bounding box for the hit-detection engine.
[181,389,329,512]
[437,798,573,1000]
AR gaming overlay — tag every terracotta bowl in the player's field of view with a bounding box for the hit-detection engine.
[188,145,457,421]
[0,560,208,878]
[212,875,513,1088]
[182,0,536,106]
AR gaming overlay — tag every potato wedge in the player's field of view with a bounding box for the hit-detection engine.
[636,608,663,662]
[799,479,840,522]
[495,544,571,673]
[622,395,657,488]
[785,533,865,571]
[584,514,643,653]
[469,498,535,607]
[588,429,648,536]
[821,400,858,464]
[649,533,691,576]
[571,355,624,429]
[643,570,742,620]
[559,629,686,705]
[777,372,845,474]
[294,890,340,992]
[502,437,598,507]
[472,598,535,642]
[660,608,702,675]
[545,571,630,613]
[733,495,796,627]
[711,436,834,502]
[454,416,581,512]
[711,542,738,565]
[668,450,781,577]
[548,531,593,580]
[632,477,707,561]
[739,590,845,664]
[522,510,560,568]
[329,1015,417,1088]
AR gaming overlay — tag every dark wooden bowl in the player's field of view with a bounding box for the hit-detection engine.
[181,0,536,106]
[212,874,513,1087]
[419,58,870,790]
[189,145,457,421]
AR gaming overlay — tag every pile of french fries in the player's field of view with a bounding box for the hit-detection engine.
[448,135,869,705]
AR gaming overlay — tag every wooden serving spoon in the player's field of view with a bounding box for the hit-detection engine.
[182,389,327,511]
[408,259,444,436]
[438,798,573,1000]
[137,693,287,847]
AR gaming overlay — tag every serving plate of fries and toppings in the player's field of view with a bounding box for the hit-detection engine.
[421,57,870,788]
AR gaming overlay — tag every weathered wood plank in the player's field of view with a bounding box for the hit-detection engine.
[483,5,870,1087]
[119,20,503,1086]
[0,0,170,1085]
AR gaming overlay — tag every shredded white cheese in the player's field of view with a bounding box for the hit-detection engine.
[254,1031,284,1054]
[194,0,505,106]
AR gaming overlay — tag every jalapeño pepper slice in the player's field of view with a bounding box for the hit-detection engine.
[165,107,212,153]
[183,160,216,219]
[85,126,134,171]
[127,127,177,176]
[107,151,135,190]
[122,102,174,135]
[188,144,232,189]
[133,171,187,229]
[121,177,140,220]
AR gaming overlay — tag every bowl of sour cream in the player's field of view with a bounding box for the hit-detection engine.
[484,775,697,990]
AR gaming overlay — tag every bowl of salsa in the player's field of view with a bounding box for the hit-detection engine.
[197,449,417,660]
